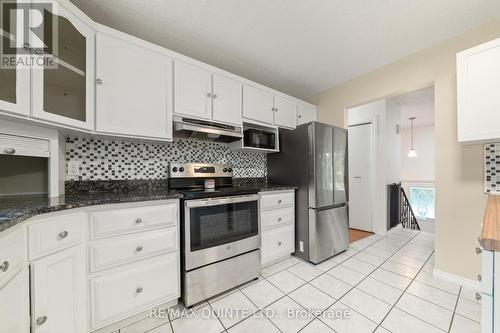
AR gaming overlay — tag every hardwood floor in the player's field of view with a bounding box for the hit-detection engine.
[349,228,373,243]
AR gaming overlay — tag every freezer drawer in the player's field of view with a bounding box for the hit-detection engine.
[308,206,349,263]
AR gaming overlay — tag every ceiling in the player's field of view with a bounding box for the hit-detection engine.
[392,86,435,128]
[69,0,500,99]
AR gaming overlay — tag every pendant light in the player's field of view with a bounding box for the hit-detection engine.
[408,117,417,158]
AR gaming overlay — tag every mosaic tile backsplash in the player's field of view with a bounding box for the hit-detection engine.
[65,137,267,181]
[485,143,500,193]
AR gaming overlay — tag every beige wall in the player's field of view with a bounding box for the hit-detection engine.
[309,19,500,280]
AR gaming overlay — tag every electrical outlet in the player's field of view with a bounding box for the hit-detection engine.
[67,161,80,176]
[299,241,304,252]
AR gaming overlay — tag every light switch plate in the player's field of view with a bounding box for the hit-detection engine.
[67,161,80,176]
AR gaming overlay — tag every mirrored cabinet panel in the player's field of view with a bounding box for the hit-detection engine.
[32,2,95,130]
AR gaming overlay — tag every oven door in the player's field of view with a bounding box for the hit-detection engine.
[184,194,260,271]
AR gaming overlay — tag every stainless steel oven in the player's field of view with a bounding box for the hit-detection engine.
[184,194,261,271]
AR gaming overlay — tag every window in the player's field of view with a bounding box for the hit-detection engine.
[410,187,435,220]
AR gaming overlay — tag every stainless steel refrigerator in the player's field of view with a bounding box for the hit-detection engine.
[268,121,349,264]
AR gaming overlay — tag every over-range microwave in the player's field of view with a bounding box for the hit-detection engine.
[243,127,277,150]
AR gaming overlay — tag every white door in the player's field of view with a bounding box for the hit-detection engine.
[31,245,87,333]
[242,84,274,124]
[173,61,212,120]
[212,73,242,126]
[348,123,373,232]
[274,96,297,129]
[297,104,317,125]
[95,33,173,140]
[0,268,30,333]
[31,2,95,130]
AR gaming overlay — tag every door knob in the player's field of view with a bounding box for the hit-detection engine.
[135,218,142,224]
[136,245,143,252]
[136,287,143,293]
[0,261,9,272]
[36,316,47,326]
[58,231,69,239]
[475,247,482,254]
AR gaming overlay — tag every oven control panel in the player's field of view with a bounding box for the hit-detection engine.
[169,163,233,178]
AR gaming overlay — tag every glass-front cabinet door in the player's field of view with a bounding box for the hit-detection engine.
[31,1,95,130]
[0,1,30,116]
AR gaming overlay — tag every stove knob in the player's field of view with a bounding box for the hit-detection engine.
[172,167,178,172]
[223,168,228,172]
[179,167,185,172]
[228,168,233,172]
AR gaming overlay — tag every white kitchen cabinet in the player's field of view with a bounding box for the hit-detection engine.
[96,33,173,140]
[0,268,30,333]
[297,104,317,125]
[174,61,212,120]
[243,84,275,125]
[31,244,87,333]
[457,37,500,143]
[274,96,297,129]
[478,246,498,333]
[212,73,243,126]
[31,1,95,130]
[0,25,30,117]
[260,190,295,266]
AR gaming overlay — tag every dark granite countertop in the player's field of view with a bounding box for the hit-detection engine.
[0,179,297,233]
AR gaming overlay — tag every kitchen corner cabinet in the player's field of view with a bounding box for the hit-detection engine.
[297,104,317,125]
[31,1,95,130]
[457,37,500,143]
[96,33,173,140]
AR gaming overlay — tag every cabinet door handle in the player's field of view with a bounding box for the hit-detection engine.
[298,115,302,118]
[0,261,9,272]
[4,148,16,154]
[278,241,282,246]
[477,274,482,282]
[96,78,103,84]
[475,247,482,254]
[277,217,282,222]
[136,245,143,252]
[207,93,212,98]
[136,287,143,294]
[213,94,218,99]
[58,231,69,239]
[135,218,142,224]
[278,200,282,204]
[36,316,48,326]
[476,292,482,301]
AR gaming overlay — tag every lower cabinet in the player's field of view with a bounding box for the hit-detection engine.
[90,252,179,328]
[30,244,87,333]
[0,268,30,333]
[260,190,295,266]
[478,247,499,333]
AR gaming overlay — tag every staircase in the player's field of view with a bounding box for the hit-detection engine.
[388,183,421,231]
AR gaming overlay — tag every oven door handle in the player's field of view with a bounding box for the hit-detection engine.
[185,194,261,208]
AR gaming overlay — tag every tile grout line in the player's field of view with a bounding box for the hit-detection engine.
[447,286,463,333]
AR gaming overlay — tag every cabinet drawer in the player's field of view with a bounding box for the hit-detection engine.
[260,192,294,211]
[0,228,27,288]
[480,250,494,295]
[262,225,294,265]
[90,203,178,239]
[28,212,85,260]
[90,227,178,272]
[90,253,179,328]
[261,207,294,230]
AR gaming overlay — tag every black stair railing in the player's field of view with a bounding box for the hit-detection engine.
[399,186,420,230]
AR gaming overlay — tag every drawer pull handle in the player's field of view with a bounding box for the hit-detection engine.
[0,261,9,272]
[136,245,143,252]
[135,218,142,224]
[476,292,482,301]
[136,287,143,294]
[477,274,482,282]
[36,316,47,326]
[278,217,282,222]
[58,231,69,239]
[278,200,282,204]
[4,148,16,154]
[476,247,482,254]
[278,241,282,246]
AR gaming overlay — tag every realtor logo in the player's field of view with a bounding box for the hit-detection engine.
[1,0,58,69]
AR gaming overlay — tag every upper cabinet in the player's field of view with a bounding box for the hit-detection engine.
[457,37,500,143]
[242,85,275,125]
[174,61,212,121]
[297,103,317,125]
[0,2,30,117]
[31,1,95,130]
[274,96,297,128]
[95,33,173,140]
[212,73,242,126]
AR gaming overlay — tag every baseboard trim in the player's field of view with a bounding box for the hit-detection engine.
[433,268,480,290]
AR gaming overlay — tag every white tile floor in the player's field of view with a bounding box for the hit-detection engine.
[117,227,481,333]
